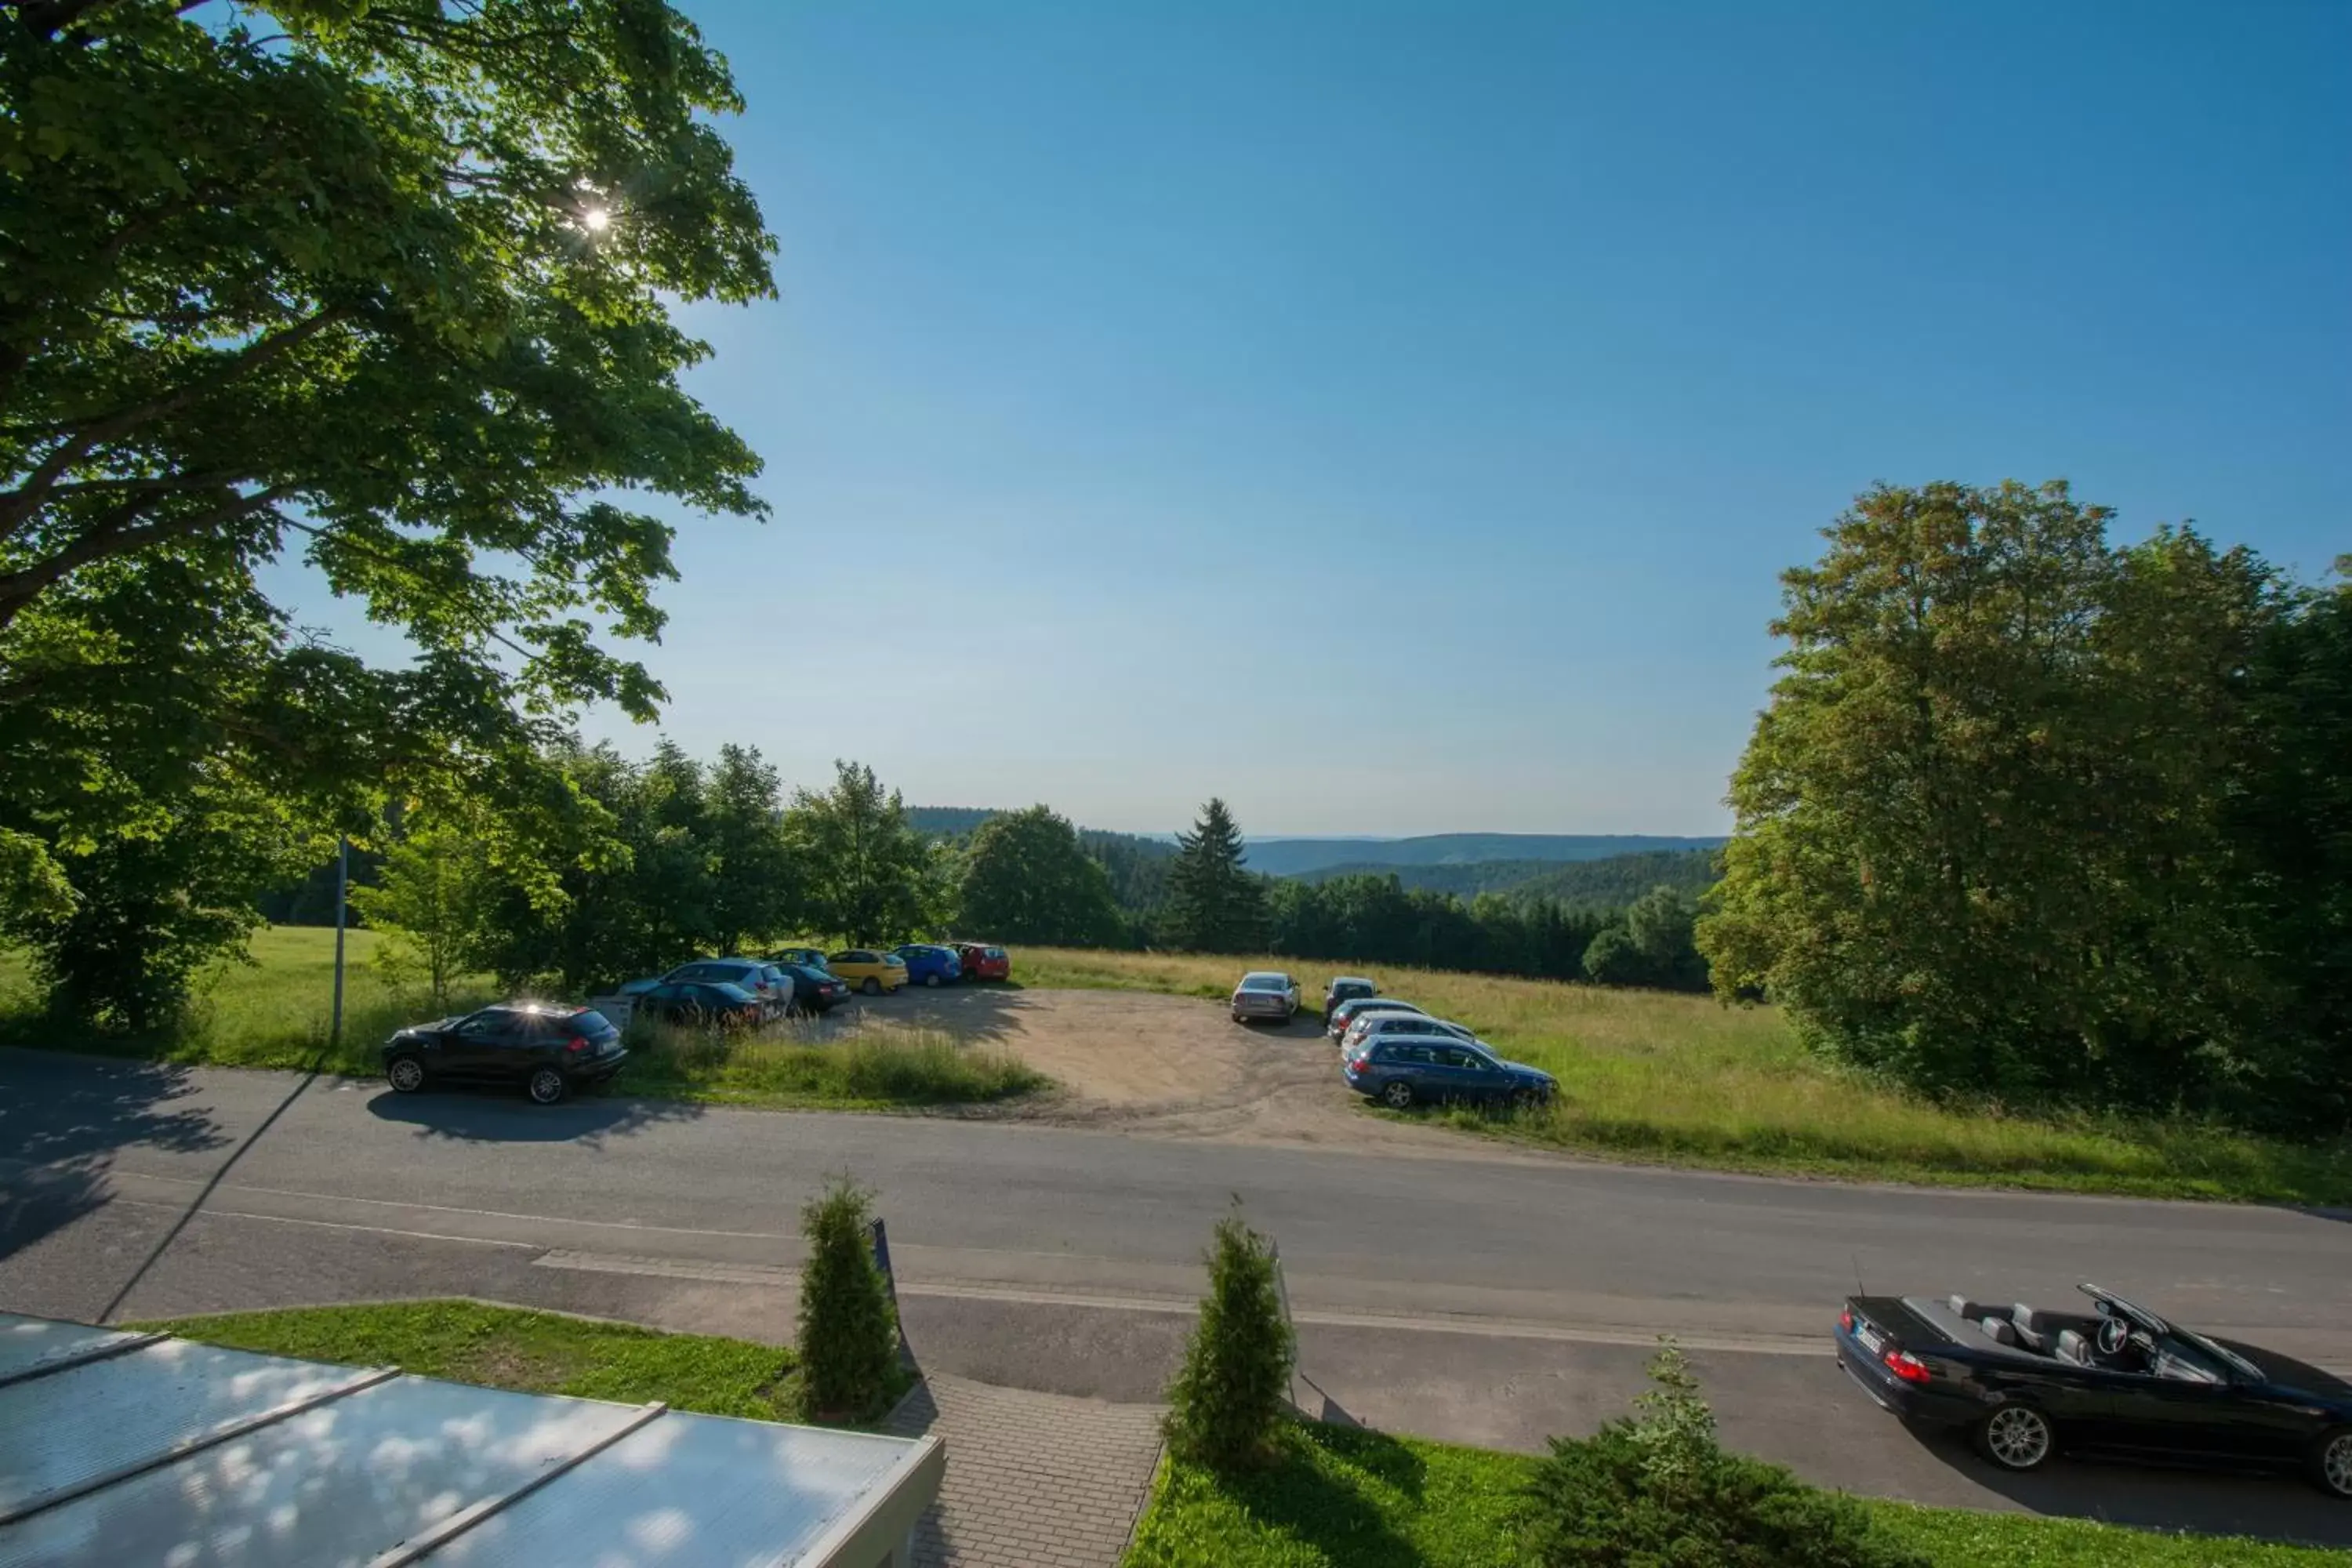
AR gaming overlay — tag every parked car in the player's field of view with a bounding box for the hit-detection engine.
[829,949,911,995]
[1323,975,1377,1025]
[1342,1011,1479,1054]
[1341,1036,1555,1110]
[775,963,851,1014]
[1327,995,1428,1041]
[893,943,963,987]
[632,980,768,1029]
[1230,971,1301,1024]
[768,946,833,973]
[382,1002,628,1106]
[953,942,1012,983]
[1836,1283,2352,1497]
[620,957,791,1015]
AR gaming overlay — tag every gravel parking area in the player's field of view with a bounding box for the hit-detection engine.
[851,986,1522,1156]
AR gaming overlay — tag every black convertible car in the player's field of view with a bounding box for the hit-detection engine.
[1836,1283,2352,1497]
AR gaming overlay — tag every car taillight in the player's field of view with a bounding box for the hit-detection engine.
[565,1037,590,1053]
[1839,1308,1853,1332]
[1882,1348,1932,1384]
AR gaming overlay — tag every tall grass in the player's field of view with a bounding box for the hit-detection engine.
[0,927,1045,1110]
[622,1014,1046,1108]
[1020,948,2352,1203]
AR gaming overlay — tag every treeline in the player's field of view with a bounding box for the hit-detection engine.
[1295,848,1719,909]
[1702,482,2352,1136]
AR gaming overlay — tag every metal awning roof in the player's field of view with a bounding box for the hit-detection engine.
[0,1312,942,1568]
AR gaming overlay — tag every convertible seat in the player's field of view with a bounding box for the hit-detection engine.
[2010,1304,2053,1352]
[1947,1296,1989,1321]
[1978,1316,2020,1347]
[2055,1329,2095,1367]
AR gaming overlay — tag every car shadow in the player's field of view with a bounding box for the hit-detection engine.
[0,1050,234,1265]
[1900,1417,2352,1548]
[363,1085,705,1146]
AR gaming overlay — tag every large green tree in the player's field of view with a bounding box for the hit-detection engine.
[785,761,943,946]
[0,0,772,1016]
[956,805,1122,946]
[1164,797,1268,954]
[1698,481,2288,1116]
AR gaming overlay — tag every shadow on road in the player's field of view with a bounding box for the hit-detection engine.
[0,1051,231,1265]
[364,1085,705,1145]
[1901,1418,2352,1548]
[853,982,1031,1045]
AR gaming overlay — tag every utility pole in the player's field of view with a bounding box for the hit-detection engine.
[330,837,350,1047]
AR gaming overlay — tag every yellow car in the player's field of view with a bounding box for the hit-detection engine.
[827,949,910,996]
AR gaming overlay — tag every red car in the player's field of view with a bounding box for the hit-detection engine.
[954,942,1011,982]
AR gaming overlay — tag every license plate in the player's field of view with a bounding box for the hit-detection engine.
[1855,1324,1883,1356]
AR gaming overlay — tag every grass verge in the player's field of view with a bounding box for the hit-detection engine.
[137,1298,914,1425]
[1121,1421,2341,1568]
[1019,947,2352,1204]
[0,927,1047,1112]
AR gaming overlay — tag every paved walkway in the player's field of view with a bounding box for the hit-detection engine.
[883,1373,1165,1568]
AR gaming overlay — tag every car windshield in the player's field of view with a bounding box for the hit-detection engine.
[2175,1328,2264,1381]
[1240,974,1287,990]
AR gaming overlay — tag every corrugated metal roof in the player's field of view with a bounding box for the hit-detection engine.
[0,1314,942,1568]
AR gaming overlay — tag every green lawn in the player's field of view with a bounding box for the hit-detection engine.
[139,1298,912,1425]
[1121,1421,2342,1568]
[0,926,1046,1111]
[1018,947,2352,1204]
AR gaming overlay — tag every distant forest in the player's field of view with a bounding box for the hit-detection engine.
[1297,848,1719,908]
[900,806,1714,989]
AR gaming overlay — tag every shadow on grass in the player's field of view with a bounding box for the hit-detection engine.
[364,1083,706,1145]
[1192,1421,1432,1568]
[0,1049,234,1265]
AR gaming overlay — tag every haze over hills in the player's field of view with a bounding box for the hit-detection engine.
[906,811,1721,884]
[1236,833,1724,879]
[1298,848,1719,908]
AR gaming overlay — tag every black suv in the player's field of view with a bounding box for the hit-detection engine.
[383,1004,627,1105]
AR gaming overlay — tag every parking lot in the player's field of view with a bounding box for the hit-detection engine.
[833,984,1524,1156]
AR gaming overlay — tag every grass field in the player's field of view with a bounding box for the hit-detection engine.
[1019,948,2352,1204]
[0,926,1045,1111]
[1121,1421,2340,1568]
[140,1298,911,1425]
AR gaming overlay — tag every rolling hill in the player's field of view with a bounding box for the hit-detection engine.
[1237,833,1723,878]
[1298,848,1719,906]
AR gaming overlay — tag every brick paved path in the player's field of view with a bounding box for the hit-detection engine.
[882,1373,1165,1568]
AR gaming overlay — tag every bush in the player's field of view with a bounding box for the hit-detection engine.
[1522,1342,1926,1568]
[795,1177,899,1420]
[1163,1203,1295,1471]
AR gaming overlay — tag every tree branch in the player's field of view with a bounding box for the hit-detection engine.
[0,482,295,633]
[0,307,344,539]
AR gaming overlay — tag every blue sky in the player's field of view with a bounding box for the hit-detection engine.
[284,0,2350,835]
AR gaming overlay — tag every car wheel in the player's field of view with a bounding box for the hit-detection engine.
[925,973,942,988]
[1973,1404,2054,1472]
[526,1067,568,1106]
[386,1056,427,1094]
[1512,1085,1546,1111]
[1381,1080,1416,1110]
[862,978,881,996]
[2314,1428,2352,1499]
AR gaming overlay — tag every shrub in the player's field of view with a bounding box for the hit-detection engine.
[1162,1203,1295,1470]
[795,1177,899,1419]
[1522,1342,1926,1568]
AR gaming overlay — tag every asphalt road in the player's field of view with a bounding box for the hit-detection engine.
[5,1047,2350,1545]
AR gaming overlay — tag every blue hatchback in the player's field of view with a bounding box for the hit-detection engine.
[1342,1036,1555,1110]
[892,943,963,987]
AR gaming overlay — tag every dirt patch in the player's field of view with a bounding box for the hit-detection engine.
[839,985,1537,1159]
